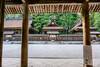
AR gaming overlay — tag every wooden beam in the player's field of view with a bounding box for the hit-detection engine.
[0,0,5,67]
[21,0,28,67]
[5,0,100,4]
[28,0,100,4]
[81,0,93,67]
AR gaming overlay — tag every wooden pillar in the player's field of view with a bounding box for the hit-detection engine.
[21,0,29,67]
[0,0,5,67]
[81,0,93,67]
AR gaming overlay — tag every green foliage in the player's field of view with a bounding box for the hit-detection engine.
[93,12,100,31]
[32,13,51,33]
[89,12,100,32]
[89,13,95,27]
[32,13,79,34]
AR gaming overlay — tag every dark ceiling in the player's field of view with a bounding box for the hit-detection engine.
[5,0,100,4]
[5,0,22,4]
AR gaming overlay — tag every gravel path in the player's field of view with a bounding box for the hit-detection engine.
[2,58,100,67]
[2,43,100,67]
[3,44,100,58]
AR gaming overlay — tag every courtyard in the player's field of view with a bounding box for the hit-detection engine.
[0,0,100,67]
[2,41,100,67]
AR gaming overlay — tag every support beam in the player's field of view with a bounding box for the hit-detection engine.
[0,0,5,67]
[21,0,28,67]
[81,0,93,67]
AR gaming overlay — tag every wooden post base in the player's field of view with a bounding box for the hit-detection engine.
[84,64,93,67]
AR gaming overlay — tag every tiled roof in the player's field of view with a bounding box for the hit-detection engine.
[4,20,32,28]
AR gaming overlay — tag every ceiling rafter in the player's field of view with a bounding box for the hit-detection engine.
[5,3,100,14]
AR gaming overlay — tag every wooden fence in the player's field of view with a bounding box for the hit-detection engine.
[3,34,97,41]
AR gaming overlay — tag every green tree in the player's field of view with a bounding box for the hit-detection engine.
[89,12,100,31]
[93,12,100,31]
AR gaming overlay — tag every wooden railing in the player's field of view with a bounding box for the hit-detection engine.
[3,34,97,41]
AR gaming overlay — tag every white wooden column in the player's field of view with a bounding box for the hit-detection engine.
[0,0,5,67]
[81,0,93,67]
[21,0,29,67]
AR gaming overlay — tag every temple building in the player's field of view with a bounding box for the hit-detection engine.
[71,19,100,41]
[3,19,34,41]
[43,16,64,35]
[42,16,64,40]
